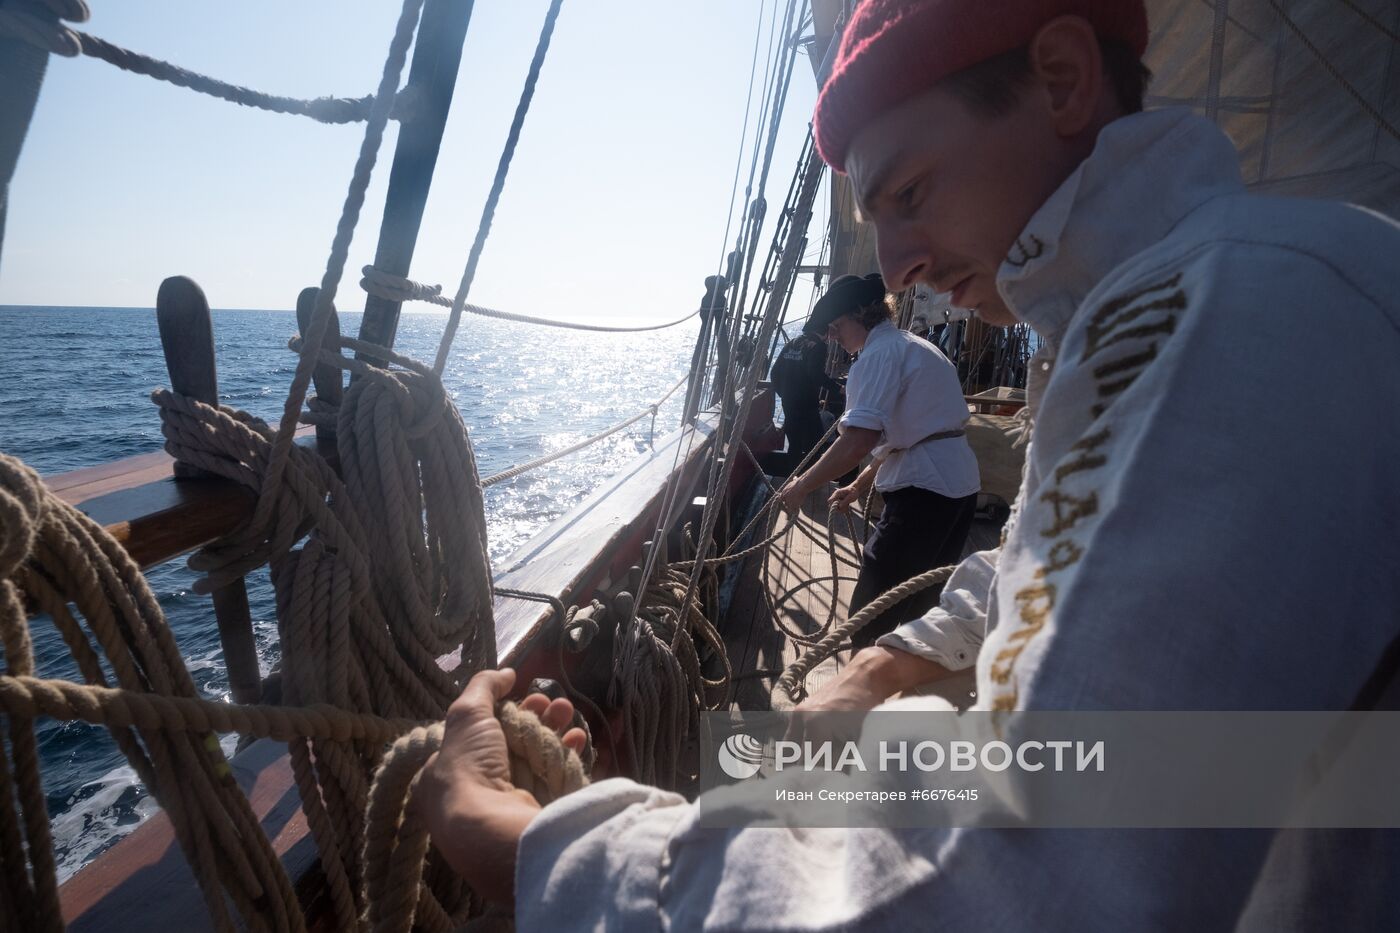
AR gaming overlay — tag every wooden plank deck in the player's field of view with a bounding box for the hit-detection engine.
[720,483,1003,710]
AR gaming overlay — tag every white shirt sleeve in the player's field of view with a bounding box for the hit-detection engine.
[874,548,998,671]
[838,345,898,435]
[515,704,1279,931]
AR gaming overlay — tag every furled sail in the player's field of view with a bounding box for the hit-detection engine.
[1146,0,1400,216]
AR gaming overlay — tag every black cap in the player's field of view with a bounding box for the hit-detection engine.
[803,272,886,336]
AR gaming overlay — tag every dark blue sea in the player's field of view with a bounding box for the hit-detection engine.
[0,305,695,880]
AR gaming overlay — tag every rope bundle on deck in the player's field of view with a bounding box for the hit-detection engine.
[610,564,730,787]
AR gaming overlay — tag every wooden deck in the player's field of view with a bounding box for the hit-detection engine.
[719,483,1003,710]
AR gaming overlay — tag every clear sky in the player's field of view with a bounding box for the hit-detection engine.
[0,0,822,327]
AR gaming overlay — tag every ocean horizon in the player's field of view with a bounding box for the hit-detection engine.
[0,303,696,880]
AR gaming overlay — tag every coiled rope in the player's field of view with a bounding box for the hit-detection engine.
[0,453,304,933]
[153,323,510,928]
[0,449,593,932]
[361,705,588,933]
[609,564,730,788]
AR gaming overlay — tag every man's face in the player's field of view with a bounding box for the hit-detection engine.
[825,314,868,355]
[846,84,1074,328]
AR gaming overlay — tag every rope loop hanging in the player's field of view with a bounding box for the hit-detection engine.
[774,564,957,705]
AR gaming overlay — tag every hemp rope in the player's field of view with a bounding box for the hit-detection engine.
[774,564,957,704]
[0,453,303,933]
[609,564,730,788]
[0,442,593,931]
[361,266,701,335]
[361,705,588,933]
[154,326,503,928]
[0,3,421,126]
[2,0,607,929]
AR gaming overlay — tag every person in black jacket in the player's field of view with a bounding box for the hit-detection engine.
[761,332,843,477]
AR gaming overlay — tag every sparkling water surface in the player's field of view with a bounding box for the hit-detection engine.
[0,305,695,880]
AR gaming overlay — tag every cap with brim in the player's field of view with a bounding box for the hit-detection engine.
[803,273,887,336]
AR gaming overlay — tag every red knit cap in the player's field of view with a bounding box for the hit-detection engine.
[814,0,1149,173]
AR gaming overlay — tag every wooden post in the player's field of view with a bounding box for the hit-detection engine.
[295,286,343,458]
[356,0,478,356]
[155,276,263,706]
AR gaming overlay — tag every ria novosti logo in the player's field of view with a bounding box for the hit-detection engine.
[717,733,765,779]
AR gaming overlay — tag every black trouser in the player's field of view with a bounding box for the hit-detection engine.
[759,401,825,477]
[848,487,977,649]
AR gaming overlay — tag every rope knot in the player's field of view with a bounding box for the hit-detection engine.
[360,265,447,305]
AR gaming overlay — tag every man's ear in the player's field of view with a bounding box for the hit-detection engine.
[1027,15,1106,138]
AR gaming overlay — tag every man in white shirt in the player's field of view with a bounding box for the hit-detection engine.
[776,272,980,647]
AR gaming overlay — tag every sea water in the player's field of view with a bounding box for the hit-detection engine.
[0,305,696,880]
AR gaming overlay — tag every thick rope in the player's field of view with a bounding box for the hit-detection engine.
[0,675,423,743]
[2,1,607,929]
[361,266,700,334]
[774,564,956,704]
[23,21,420,123]
[0,453,303,933]
[361,704,588,933]
[256,0,423,591]
[607,563,729,788]
[1,448,592,931]
[480,373,687,488]
[155,326,497,927]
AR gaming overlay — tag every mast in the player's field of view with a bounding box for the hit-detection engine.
[355,0,477,356]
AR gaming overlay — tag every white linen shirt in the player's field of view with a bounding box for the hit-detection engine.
[838,321,979,497]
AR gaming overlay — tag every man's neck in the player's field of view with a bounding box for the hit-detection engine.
[996,109,1246,347]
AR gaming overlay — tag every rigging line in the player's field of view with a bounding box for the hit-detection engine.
[711,0,775,291]
[724,3,790,338]
[479,373,688,487]
[432,0,567,375]
[723,0,787,309]
[263,0,424,518]
[1270,0,1400,144]
[685,0,781,421]
[770,188,830,357]
[634,0,776,616]
[1335,0,1400,45]
[67,30,416,124]
[692,0,773,405]
[674,147,825,650]
[729,0,807,346]
[359,266,699,332]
